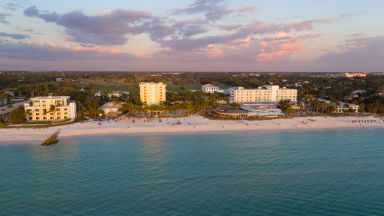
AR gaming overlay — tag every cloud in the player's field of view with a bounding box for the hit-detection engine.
[0,32,29,40]
[24,6,161,45]
[161,18,328,51]
[171,18,207,37]
[318,36,384,70]
[173,0,256,21]
[0,2,17,11]
[0,12,10,24]
[22,5,341,53]
[155,33,318,65]
[0,41,134,61]
[15,4,359,71]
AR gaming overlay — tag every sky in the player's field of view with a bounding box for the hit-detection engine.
[0,0,383,72]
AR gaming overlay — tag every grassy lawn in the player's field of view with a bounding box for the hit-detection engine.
[167,83,201,92]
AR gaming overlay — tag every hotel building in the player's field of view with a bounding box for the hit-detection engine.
[229,85,297,103]
[345,73,367,78]
[24,96,76,121]
[139,82,166,106]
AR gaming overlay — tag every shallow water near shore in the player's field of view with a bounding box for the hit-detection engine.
[1,128,384,215]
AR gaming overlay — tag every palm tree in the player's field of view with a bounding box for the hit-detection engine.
[49,105,56,113]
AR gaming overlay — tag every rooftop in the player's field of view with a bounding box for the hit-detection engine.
[30,96,71,100]
[101,102,123,109]
[202,84,218,88]
[140,82,166,85]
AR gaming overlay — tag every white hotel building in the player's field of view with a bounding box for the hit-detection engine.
[229,85,298,103]
[24,96,77,121]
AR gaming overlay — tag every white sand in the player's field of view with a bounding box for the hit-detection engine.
[0,116,383,144]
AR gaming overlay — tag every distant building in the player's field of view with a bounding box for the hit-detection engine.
[139,82,166,106]
[345,73,367,78]
[95,91,129,98]
[95,91,103,97]
[202,84,220,94]
[377,86,384,97]
[346,90,366,100]
[317,99,359,113]
[101,102,123,118]
[0,98,8,107]
[108,91,122,98]
[4,90,14,97]
[24,96,76,121]
[229,85,297,103]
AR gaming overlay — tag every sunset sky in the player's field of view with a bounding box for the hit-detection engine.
[0,0,383,71]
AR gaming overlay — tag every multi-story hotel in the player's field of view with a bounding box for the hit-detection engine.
[139,82,166,106]
[345,72,367,78]
[24,96,76,121]
[229,85,297,103]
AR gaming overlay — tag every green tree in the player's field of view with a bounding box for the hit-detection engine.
[278,100,293,114]
[49,105,56,112]
[327,105,337,114]
[5,106,26,124]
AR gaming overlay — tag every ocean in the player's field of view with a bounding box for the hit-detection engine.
[1,128,384,215]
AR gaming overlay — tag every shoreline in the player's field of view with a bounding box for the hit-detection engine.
[1,116,383,145]
[61,126,382,141]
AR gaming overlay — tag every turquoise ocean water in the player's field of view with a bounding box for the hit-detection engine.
[1,128,384,215]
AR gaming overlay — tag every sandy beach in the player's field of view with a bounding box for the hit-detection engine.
[0,116,383,144]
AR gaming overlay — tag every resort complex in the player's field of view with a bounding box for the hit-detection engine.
[24,96,76,121]
[229,85,298,103]
[139,82,167,105]
[0,72,382,126]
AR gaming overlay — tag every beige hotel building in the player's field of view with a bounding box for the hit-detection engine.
[139,82,166,106]
[24,96,77,121]
[229,85,298,103]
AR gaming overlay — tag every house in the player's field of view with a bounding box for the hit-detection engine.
[202,84,220,94]
[346,90,366,100]
[108,91,122,98]
[101,102,123,118]
[317,99,359,113]
[95,91,129,98]
[95,91,103,97]
[4,90,14,97]
[378,86,384,96]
